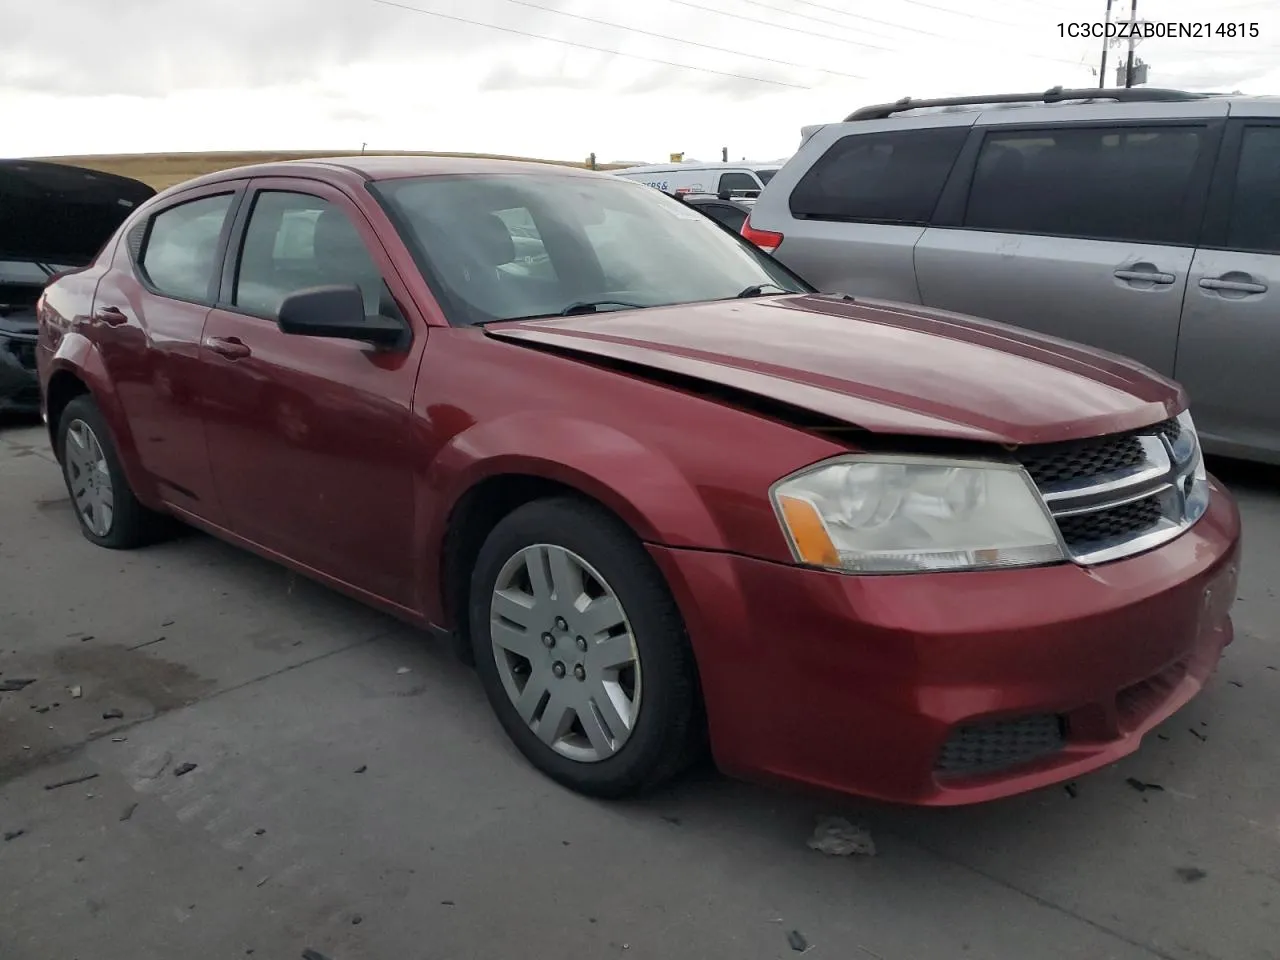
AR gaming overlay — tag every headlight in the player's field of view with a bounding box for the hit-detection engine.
[1175,409,1210,522]
[770,456,1065,574]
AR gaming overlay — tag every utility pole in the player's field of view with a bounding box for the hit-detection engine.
[1099,0,1114,89]
[721,146,728,162]
[1124,0,1138,87]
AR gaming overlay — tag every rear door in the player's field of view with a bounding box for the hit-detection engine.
[199,178,426,607]
[92,183,244,523]
[914,106,1227,375]
[753,117,973,302]
[1175,112,1280,460]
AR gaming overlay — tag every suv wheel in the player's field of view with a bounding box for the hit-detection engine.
[469,497,702,797]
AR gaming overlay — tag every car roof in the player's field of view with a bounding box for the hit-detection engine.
[166,155,610,194]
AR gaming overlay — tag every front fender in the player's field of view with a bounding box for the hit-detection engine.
[416,411,727,622]
[48,333,158,506]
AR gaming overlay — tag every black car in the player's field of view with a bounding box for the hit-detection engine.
[669,192,752,234]
[0,160,155,414]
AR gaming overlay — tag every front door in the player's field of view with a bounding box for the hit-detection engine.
[198,179,426,608]
[1175,120,1280,459]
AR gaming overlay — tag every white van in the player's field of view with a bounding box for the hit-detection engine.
[611,161,784,199]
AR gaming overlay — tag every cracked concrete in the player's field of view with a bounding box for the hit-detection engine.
[2,417,1278,960]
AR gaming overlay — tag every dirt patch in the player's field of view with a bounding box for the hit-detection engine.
[0,643,213,784]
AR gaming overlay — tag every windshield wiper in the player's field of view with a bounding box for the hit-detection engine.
[558,299,647,316]
[735,283,789,299]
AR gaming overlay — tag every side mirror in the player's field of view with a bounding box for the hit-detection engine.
[277,284,406,349]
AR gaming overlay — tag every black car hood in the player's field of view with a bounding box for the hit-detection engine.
[0,159,155,264]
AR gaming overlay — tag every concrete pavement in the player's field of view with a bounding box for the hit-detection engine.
[2,417,1278,960]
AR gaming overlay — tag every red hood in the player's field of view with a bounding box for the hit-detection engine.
[483,293,1185,446]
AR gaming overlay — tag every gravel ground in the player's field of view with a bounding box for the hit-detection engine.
[2,417,1278,960]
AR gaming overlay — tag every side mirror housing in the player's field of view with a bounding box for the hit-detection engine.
[277,284,406,349]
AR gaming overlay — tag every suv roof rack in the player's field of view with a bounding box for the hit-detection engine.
[842,86,1213,122]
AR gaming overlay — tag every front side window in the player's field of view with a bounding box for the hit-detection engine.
[139,193,234,301]
[1226,126,1280,255]
[756,168,779,185]
[789,127,968,224]
[234,191,387,318]
[374,173,808,326]
[964,125,1207,245]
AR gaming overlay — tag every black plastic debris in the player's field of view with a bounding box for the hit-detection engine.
[0,678,36,692]
[1125,778,1165,793]
[301,951,332,960]
[102,708,124,720]
[3,829,25,842]
[1228,680,1243,688]
[1190,728,1207,742]
[44,773,99,791]
[1176,866,1208,883]
[787,929,809,952]
[354,765,367,774]
[351,915,363,925]
[254,828,266,836]
[174,763,197,777]
[1064,782,1079,798]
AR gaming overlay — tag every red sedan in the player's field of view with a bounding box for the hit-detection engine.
[34,156,1240,804]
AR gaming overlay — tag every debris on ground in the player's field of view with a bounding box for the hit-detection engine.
[3,829,25,841]
[1157,733,1170,741]
[44,773,99,791]
[808,815,876,857]
[354,765,367,774]
[256,876,270,888]
[128,636,167,651]
[1190,728,1207,742]
[161,620,175,627]
[440,900,455,906]
[70,685,82,699]
[1064,782,1079,798]
[787,929,810,952]
[174,762,198,777]
[396,667,411,675]
[1228,680,1244,688]
[254,828,266,836]
[0,678,36,692]
[120,803,139,822]
[102,708,124,720]
[1125,778,1165,793]
[301,950,332,960]
[1176,866,1208,883]
[351,914,363,925]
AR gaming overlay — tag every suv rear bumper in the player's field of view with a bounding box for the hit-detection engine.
[649,477,1241,805]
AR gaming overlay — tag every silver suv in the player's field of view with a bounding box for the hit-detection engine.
[746,86,1280,464]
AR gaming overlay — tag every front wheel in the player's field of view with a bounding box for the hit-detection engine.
[469,497,702,798]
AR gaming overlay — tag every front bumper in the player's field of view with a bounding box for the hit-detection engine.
[0,331,40,413]
[649,478,1241,806]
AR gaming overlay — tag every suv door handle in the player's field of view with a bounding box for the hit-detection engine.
[1114,268,1175,285]
[94,306,128,326]
[1200,276,1267,295]
[204,335,251,360]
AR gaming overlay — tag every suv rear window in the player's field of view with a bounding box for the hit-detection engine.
[963,125,1207,245]
[788,127,968,224]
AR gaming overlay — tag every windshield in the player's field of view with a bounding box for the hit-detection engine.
[756,169,780,184]
[374,173,808,325]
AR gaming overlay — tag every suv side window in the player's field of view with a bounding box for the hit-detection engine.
[718,172,758,195]
[139,194,235,302]
[964,125,1207,245]
[1226,126,1280,255]
[789,127,968,224]
[234,191,387,318]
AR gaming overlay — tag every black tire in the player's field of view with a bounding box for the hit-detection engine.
[469,496,704,798]
[56,395,168,549]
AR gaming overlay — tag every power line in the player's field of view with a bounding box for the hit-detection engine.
[891,0,1025,27]
[364,0,813,89]
[491,0,865,79]
[769,0,953,36]
[668,0,895,51]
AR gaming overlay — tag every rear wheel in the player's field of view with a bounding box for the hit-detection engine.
[56,395,166,549]
[469,497,702,797]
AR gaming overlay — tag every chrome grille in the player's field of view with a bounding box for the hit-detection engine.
[1018,416,1207,565]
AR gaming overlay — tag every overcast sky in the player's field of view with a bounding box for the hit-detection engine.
[3,0,1276,163]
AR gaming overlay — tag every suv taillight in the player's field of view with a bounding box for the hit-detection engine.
[740,215,783,254]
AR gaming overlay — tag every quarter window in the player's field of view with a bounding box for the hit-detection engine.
[1225,126,1280,255]
[234,191,387,318]
[139,194,234,301]
[789,127,968,224]
[964,125,1207,245]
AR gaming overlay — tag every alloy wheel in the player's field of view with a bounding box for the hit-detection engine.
[64,419,114,538]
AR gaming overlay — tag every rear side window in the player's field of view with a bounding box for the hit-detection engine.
[964,125,1206,245]
[788,127,968,224]
[139,194,234,301]
[1226,126,1280,255]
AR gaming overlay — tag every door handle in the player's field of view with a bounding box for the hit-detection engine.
[1199,276,1267,295]
[94,306,128,326]
[1114,269,1175,285]
[204,336,251,360]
